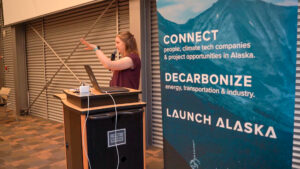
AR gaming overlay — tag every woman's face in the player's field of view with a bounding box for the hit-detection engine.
[115,36,126,55]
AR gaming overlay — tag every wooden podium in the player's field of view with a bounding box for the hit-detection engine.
[55,88,146,169]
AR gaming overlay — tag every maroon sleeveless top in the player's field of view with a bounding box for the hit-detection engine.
[110,53,141,89]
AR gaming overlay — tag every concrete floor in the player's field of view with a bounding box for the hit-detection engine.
[0,113,163,169]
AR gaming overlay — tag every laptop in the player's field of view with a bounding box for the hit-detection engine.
[84,65,129,93]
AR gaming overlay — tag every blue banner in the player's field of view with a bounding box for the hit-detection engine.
[156,0,298,168]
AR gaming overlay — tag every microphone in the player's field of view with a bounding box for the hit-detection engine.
[111,49,117,61]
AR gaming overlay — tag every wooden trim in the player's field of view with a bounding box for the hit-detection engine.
[62,107,68,169]
[81,115,89,169]
[62,99,146,113]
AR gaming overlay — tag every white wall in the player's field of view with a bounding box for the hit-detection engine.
[2,0,103,25]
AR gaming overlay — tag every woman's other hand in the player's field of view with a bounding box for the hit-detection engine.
[80,38,97,50]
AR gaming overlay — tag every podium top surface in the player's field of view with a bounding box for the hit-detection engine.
[63,87,141,98]
[55,87,145,114]
[54,93,66,100]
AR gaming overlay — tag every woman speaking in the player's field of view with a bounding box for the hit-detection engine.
[80,31,141,90]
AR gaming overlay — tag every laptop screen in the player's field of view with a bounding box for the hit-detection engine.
[84,65,129,93]
[84,65,102,92]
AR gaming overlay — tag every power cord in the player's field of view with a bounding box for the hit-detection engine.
[107,92,120,169]
[83,94,92,169]
[82,92,120,169]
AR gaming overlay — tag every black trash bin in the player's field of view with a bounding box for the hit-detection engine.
[86,108,144,169]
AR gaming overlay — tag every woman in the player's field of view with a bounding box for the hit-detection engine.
[80,31,141,89]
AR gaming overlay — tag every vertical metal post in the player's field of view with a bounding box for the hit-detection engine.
[42,18,49,119]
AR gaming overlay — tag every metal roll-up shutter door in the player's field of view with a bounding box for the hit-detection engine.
[150,0,163,148]
[26,20,48,119]
[117,0,129,33]
[26,0,129,122]
[2,27,16,112]
[293,4,300,168]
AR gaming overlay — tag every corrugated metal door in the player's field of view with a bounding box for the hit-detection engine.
[117,0,129,33]
[2,27,16,112]
[26,0,129,122]
[150,0,163,148]
[25,19,48,118]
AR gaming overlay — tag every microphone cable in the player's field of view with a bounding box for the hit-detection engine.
[83,92,120,169]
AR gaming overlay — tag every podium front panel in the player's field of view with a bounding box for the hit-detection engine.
[86,108,144,169]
